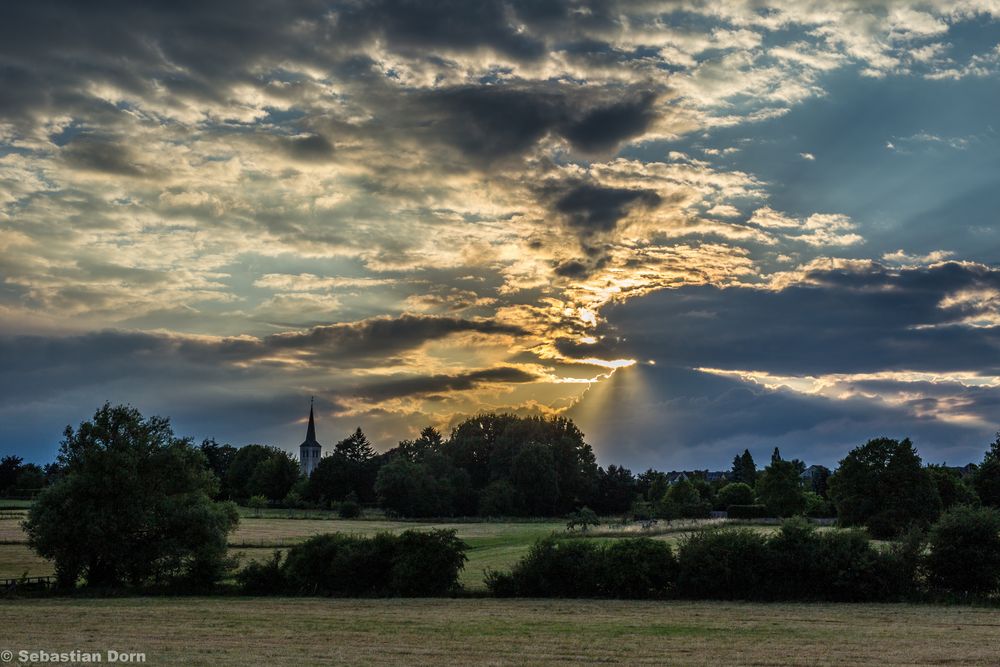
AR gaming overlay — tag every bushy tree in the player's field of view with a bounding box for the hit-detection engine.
[445,414,598,515]
[592,465,637,515]
[828,437,941,538]
[511,442,560,516]
[308,428,380,504]
[24,403,239,589]
[657,479,711,519]
[566,506,599,531]
[225,444,274,501]
[375,457,449,517]
[14,463,45,494]
[756,458,806,517]
[717,482,755,509]
[927,465,979,510]
[973,433,1000,508]
[636,469,669,502]
[0,455,23,495]
[925,505,1000,598]
[248,450,300,501]
[478,480,521,516]
[199,438,238,496]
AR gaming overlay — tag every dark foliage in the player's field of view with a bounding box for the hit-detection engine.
[756,458,806,517]
[262,529,466,597]
[716,482,755,509]
[675,528,769,600]
[24,403,239,590]
[730,449,757,486]
[485,537,676,599]
[924,505,1000,599]
[927,465,979,510]
[235,551,287,595]
[828,437,941,538]
[725,504,769,519]
[973,434,1000,508]
[446,414,598,515]
[592,464,636,515]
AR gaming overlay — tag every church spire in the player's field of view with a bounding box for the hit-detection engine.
[300,397,322,476]
[305,396,317,445]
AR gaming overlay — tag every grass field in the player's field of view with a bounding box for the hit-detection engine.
[3,597,1000,665]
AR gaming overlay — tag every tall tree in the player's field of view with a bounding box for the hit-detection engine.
[733,449,757,486]
[334,427,377,462]
[0,455,23,495]
[756,458,806,517]
[593,465,637,515]
[24,403,238,589]
[828,437,941,538]
[199,438,238,494]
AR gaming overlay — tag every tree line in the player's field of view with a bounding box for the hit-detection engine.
[10,405,1000,541]
[14,402,1000,596]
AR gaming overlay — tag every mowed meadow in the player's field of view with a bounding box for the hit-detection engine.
[5,505,1000,664]
[3,597,1000,665]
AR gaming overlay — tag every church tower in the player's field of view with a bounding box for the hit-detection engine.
[299,398,322,477]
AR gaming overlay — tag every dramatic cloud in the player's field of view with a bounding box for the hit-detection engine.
[1,1,998,466]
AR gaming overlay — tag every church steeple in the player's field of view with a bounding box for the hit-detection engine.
[299,397,322,476]
[305,397,317,445]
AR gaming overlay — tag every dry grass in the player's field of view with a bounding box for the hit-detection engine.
[2,597,1000,665]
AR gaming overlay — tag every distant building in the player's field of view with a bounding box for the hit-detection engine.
[800,464,829,481]
[299,399,322,477]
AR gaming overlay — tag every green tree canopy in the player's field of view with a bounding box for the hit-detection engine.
[335,427,377,462]
[927,465,979,510]
[717,482,755,508]
[445,413,598,514]
[199,438,238,495]
[828,437,941,538]
[0,455,23,495]
[756,458,806,517]
[593,464,637,515]
[24,403,239,589]
[375,456,454,517]
[973,433,1000,508]
[731,449,757,486]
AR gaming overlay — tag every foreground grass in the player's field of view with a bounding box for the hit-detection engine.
[3,597,999,665]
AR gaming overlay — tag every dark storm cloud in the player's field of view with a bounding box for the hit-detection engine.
[352,366,538,401]
[544,181,662,234]
[414,86,660,165]
[0,315,526,381]
[587,261,1000,376]
[280,134,335,162]
[257,314,525,365]
[333,0,547,61]
[61,135,159,178]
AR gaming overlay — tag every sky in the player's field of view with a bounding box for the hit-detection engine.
[1,0,999,470]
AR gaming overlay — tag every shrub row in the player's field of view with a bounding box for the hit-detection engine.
[488,518,920,602]
[237,529,467,596]
[486,537,676,599]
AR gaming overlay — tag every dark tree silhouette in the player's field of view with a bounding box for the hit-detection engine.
[24,403,238,589]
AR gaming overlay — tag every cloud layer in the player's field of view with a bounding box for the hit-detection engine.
[1,1,998,466]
